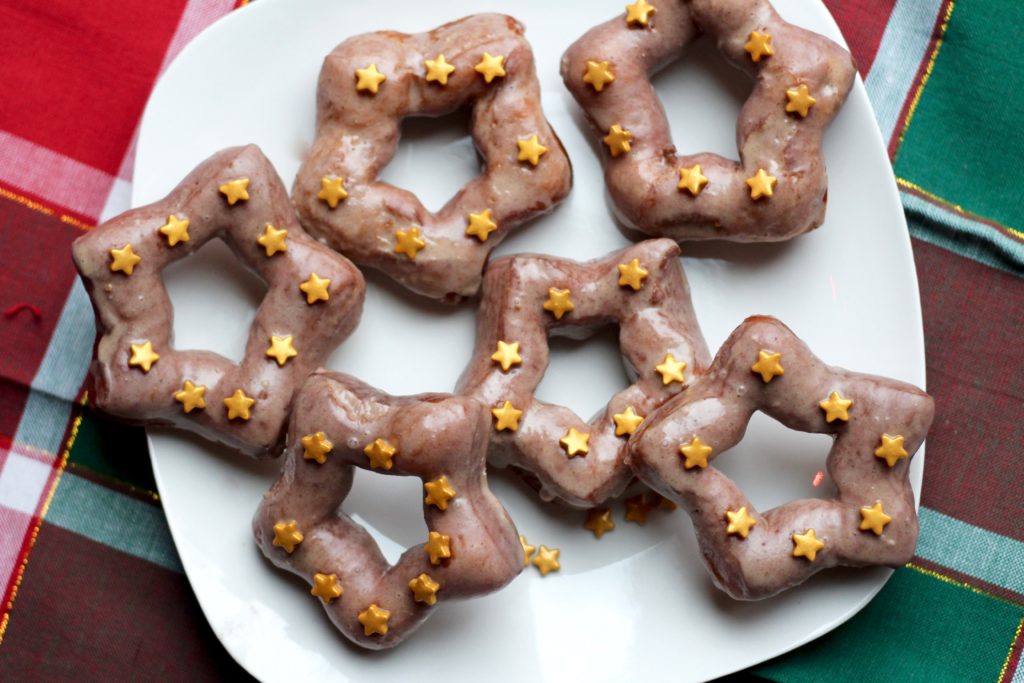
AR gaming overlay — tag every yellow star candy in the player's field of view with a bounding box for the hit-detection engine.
[223,389,255,421]
[725,507,757,539]
[625,0,656,26]
[266,334,297,366]
[677,164,709,196]
[560,427,590,458]
[543,287,575,320]
[174,380,206,413]
[819,390,853,423]
[603,124,633,157]
[532,545,560,576]
[424,475,457,511]
[786,84,817,117]
[746,168,777,200]
[311,573,342,602]
[583,60,615,92]
[474,52,506,83]
[355,63,386,94]
[364,437,396,470]
[584,508,616,539]
[617,258,649,290]
[424,53,456,85]
[110,243,142,276]
[516,135,547,166]
[612,406,644,437]
[490,340,522,372]
[257,223,288,256]
[128,341,160,373]
[158,214,190,247]
[519,535,536,566]
[318,176,348,208]
[680,436,713,469]
[301,431,333,464]
[751,350,785,383]
[874,434,908,467]
[792,528,825,562]
[394,226,426,261]
[408,573,441,606]
[272,520,304,554]
[358,604,390,636]
[624,494,653,525]
[299,272,331,304]
[219,178,250,205]
[655,353,686,384]
[491,400,523,432]
[860,502,893,536]
[744,31,773,62]
[425,531,452,565]
[465,209,498,242]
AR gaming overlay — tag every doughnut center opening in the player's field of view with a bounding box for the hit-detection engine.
[534,325,631,423]
[378,108,481,213]
[342,469,429,566]
[162,238,266,364]
[651,34,750,161]
[712,411,838,511]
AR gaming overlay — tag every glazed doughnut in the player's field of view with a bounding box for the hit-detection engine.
[456,239,710,507]
[294,13,572,302]
[628,316,934,599]
[560,0,856,241]
[253,372,522,650]
[71,145,364,457]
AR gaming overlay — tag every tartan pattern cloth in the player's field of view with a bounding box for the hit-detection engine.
[0,0,1021,680]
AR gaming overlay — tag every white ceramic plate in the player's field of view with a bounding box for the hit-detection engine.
[134,0,926,680]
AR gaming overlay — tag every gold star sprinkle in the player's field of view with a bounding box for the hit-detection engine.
[128,341,160,373]
[299,272,331,304]
[219,178,250,205]
[543,287,575,320]
[516,135,547,166]
[224,389,255,421]
[655,353,687,385]
[532,545,560,576]
[624,494,653,525]
[174,380,206,413]
[625,0,656,26]
[677,164,709,196]
[792,528,825,562]
[394,226,426,261]
[318,176,348,208]
[158,215,190,247]
[725,507,757,539]
[492,400,523,432]
[746,168,777,200]
[424,475,457,511]
[257,223,288,256]
[266,335,297,366]
[355,63,386,94]
[490,340,522,372]
[819,391,853,423]
[653,493,678,511]
[786,84,817,117]
[424,54,456,85]
[680,436,713,469]
[559,427,590,458]
[272,520,304,553]
[874,434,908,467]
[617,258,649,290]
[474,52,506,83]
[301,431,333,464]
[358,604,390,636]
[519,535,536,566]
[425,531,452,565]
[465,209,498,242]
[583,60,615,92]
[751,350,785,383]
[584,508,616,539]
[110,244,142,275]
[408,573,441,605]
[612,406,644,436]
[744,31,773,62]
[603,124,633,157]
[860,502,893,536]
[311,573,343,603]
[363,438,396,470]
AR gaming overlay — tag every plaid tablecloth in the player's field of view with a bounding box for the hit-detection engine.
[0,1,1021,680]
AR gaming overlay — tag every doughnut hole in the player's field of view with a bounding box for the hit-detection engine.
[534,325,631,423]
[342,469,429,566]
